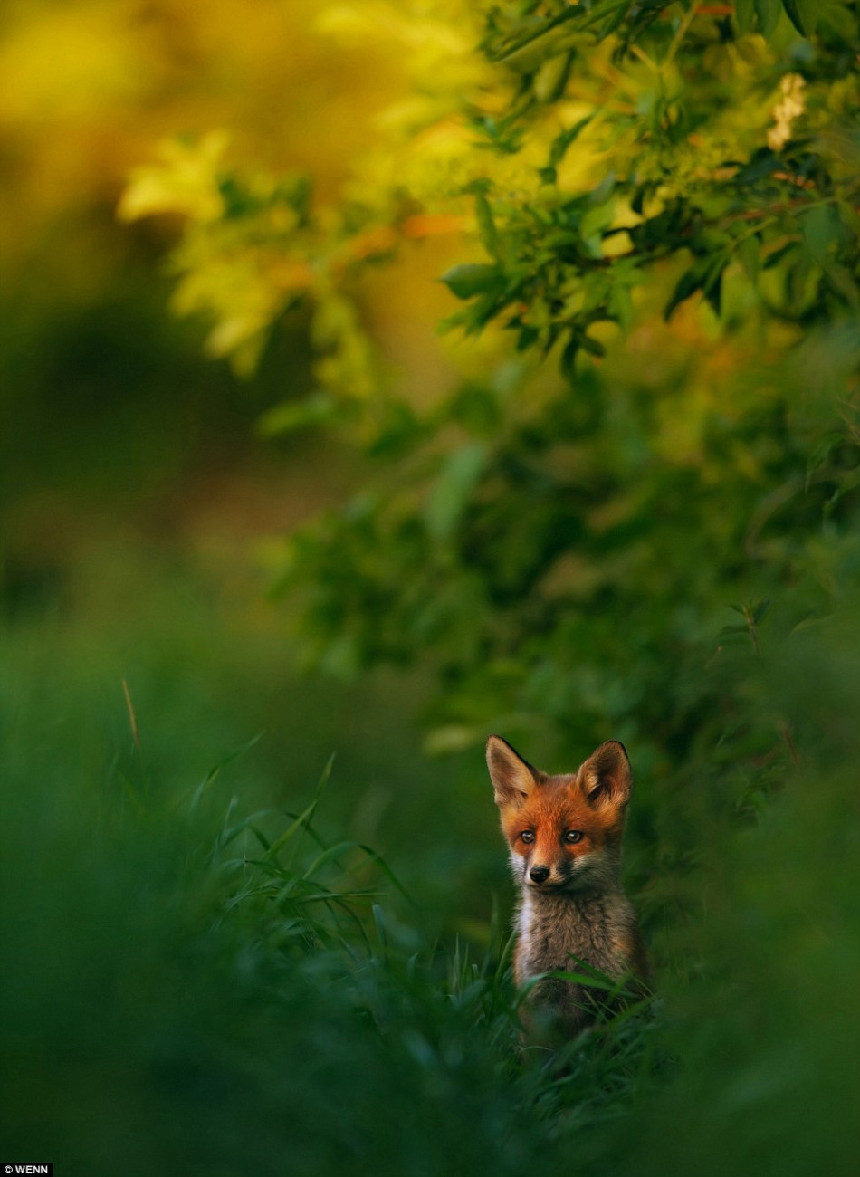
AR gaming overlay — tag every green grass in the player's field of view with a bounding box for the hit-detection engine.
[2,563,860,1177]
[0,663,653,1177]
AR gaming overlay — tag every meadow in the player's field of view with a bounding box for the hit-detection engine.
[2,2,859,1174]
[2,534,858,1177]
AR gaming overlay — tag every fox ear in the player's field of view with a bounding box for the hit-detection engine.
[579,741,632,808]
[486,735,539,809]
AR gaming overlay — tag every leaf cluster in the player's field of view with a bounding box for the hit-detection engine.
[123,1,860,832]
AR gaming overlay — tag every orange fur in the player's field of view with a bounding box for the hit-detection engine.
[487,736,649,1041]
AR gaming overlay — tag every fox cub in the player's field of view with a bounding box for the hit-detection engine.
[487,735,648,1038]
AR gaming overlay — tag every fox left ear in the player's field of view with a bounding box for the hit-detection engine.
[579,741,632,808]
[486,735,540,810]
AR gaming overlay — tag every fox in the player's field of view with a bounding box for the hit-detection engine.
[486,734,648,1040]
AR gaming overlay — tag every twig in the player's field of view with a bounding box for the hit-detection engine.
[122,679,142,753]
[781,722,800,767]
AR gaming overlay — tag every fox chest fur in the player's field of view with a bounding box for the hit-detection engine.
[487,736,648,1036]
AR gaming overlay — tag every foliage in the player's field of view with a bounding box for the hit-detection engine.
[119,26,860,1167]
[0,645,655,1177]
[0,0,407,577]
[121,1,860,373]
[2,635,860,1177]
[2,4,859,1171]
[123,1,859,776]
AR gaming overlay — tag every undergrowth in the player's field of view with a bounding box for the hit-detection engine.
[3,605,860,1177]
[0,695,658,1177]
[199,763,664,1174]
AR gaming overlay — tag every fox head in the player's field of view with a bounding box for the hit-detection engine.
[486,735,632,893]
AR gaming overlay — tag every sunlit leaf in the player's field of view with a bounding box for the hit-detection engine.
[441,263,505,300]
[257,393,338,437]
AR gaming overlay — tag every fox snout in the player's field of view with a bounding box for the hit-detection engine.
[510,850,571,889]
[524,860,575,888]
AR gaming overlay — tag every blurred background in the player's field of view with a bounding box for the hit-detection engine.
[2,2,859,1175]
[0,0,467,877]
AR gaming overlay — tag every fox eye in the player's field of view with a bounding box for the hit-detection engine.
[520,830,535,844]
[564,830,584,844]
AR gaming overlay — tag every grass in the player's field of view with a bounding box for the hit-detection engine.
[0,588,659,1176]
[0,683,654,1177]
[2,558,860,1177]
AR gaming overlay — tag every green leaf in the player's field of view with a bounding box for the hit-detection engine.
[608,281,634,331]
[580,197,615,256]
[752,598,772,625]
[367,402,428,459]
[737,235,761,283]
[257,393,337,437]
[489,8,580,70]
[425,443,488,541]
[441,263,504,300]
[735,0,756,34]
[588,171,616,207]
[423,724,482,754]
[474,190,501,261]
[664,262,707,321]
[534,52,573,104]
[821,260,860,307]
[580,334,606,359]
[818,2,858,42]
[704,267,724,317]
[559,334,579,383]
[515,322,540,351]
[806,431,846,483]
[801,205,836,261]
[548,116,592,170]
[781,0,814,36]
[735,148,779,186]
[447,382,503,437]
[755,0,782,38]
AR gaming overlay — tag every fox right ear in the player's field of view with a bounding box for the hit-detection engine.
[486,735,539,809]
[579,740,632,808]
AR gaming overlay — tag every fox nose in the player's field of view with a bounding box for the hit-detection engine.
[529,865,550,884]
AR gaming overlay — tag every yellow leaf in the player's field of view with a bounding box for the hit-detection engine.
[118,132,229,224]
